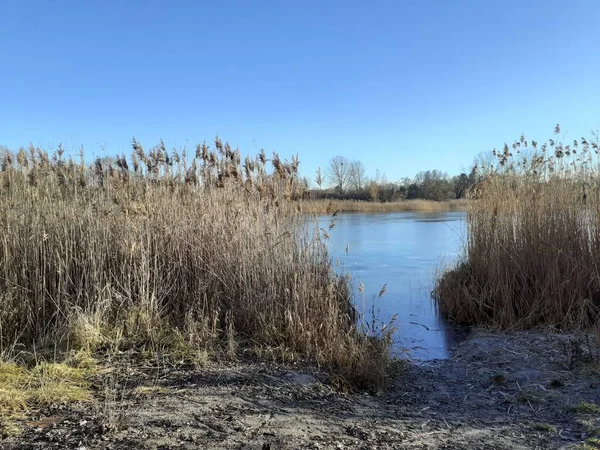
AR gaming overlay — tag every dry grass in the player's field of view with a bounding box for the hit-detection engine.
[435,127,600,330]
[0,356,94,443]
[0,361,92,417]
[0,139,391,392]
[133,385,169,397]
[301,198,468,214]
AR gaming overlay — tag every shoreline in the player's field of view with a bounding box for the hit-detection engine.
[300,199,468,214]
[5,330,599,449]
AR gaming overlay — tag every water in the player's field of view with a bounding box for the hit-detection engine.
[318,211,467,361]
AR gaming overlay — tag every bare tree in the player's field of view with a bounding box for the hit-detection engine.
[348,160,366,191]
[326,156,351,193]
[373,169,387,185]
[473,151,496,175]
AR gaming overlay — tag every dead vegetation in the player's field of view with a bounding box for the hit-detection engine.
[435,126,600,331]
[0,138,393,437]
[4,331,600,449]
[301,198,468,214]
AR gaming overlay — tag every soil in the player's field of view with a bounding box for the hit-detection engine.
[3,331,600,450]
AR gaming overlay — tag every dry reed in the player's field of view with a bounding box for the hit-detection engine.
[0,139,390,391]
[435,127,600,330]
[301,199,468,214]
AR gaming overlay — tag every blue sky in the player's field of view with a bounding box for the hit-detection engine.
[1,0,599,182]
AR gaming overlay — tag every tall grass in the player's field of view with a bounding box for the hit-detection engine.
[435,126,600,330]
[0,139,390,390]
[302,199,467,214]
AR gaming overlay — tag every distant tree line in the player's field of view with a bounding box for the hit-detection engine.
[310,156,478,202]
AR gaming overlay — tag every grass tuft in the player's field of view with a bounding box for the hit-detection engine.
[583,437,600,449]
[531,422,557,433]
[133,386,168,397]
[566,402,600,414]
[0,421,22,439]
[0,360,92,420]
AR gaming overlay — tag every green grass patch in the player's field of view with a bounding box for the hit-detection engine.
[583,437,600,449]
[516,391,542,404]
[0,359,95,439]
[566,402,600,414]
[531,422,556,433]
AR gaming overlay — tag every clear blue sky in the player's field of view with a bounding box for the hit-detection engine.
[1,0,599,182]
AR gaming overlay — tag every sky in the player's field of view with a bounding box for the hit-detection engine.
[1,0,600,182]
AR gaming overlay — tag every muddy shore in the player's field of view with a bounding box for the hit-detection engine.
[3,331,600,450]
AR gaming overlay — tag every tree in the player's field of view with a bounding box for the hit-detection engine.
[373,169,387,185]
[326,156,352,193]
[348,160,366,191]
[368,180,379,201]
[416,170,454,201]
[452,173,472,199]
[406,182,423,199]
[473,151,496,176]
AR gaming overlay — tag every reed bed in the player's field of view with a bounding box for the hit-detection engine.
[435,127,600,330]
[301,198,468,214]
[0,139,390,391]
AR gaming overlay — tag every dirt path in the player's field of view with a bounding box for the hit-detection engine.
[4,331,600,449]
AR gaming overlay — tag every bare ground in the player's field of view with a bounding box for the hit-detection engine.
[3,331,600,450]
